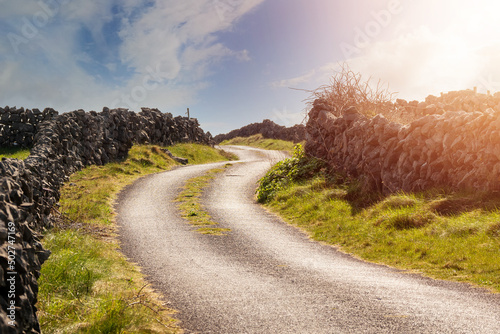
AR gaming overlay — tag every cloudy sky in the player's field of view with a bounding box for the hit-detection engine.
[2,0,500,134]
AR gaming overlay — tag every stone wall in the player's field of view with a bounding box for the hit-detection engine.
[213,119,306,144]
[306,97,500,194]
[0,107,58,148]
[391,89,500,123]
[0,107,213,333]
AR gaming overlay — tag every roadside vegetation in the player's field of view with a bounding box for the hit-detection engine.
[258,143,500,293]
[220,133,297,153]
[176,164,233,236]
[0,147,30,159]
[37,143,236,333]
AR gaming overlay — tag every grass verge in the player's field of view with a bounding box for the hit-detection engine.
[169,143,237,163]
[258,147,500,293]
[176,164,233,236]
[220,134,297,153]
[0,147,30,160]
[38,143,235,333]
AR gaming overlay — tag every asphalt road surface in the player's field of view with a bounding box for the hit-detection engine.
[117,146,500,333]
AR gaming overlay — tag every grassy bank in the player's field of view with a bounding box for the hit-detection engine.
[0,147,30,159]
[259,145,500,293]
[38,144,236,333]
[220,133,297,153]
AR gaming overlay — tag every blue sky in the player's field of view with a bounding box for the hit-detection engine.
[2,0,500,134]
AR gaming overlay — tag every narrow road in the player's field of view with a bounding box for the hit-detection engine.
[117,146,500,334]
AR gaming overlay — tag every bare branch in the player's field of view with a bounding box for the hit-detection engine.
[306,62,408,123]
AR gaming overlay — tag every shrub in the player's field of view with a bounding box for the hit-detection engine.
[257,144,324,203]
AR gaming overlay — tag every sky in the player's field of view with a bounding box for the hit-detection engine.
[2,0,500,135]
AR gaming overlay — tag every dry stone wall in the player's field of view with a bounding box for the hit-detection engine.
[0,107,213,333]
[306,97,500,194]
[387,89,500,124]
[213,119,306,144]
[0,107,58,148]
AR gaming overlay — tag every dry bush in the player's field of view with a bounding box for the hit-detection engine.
[306,63,405,122]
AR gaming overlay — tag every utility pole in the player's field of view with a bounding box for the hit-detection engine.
[186,108,190,119]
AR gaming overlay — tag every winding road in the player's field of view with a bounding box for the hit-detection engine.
[117,146,500,333]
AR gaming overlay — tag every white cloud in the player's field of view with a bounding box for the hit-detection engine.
[270,107,305,127]
[271,69,317,89]
[0,1,42,19]
[235,49,251,62]
[118,0,262,79]
[0,0,265,112]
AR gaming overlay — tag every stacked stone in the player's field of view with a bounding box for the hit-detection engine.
[392,90,500,123]
[0,159,50,333]
[0,107,213,333]
[0,107,58,148]
[213,119,306,144]
[136,108,212,146]
[306,98,500,194]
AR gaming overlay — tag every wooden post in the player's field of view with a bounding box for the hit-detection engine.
[187,108,190,119]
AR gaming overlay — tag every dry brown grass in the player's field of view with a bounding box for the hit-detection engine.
[303,63,425,124]
[306,63,395,117]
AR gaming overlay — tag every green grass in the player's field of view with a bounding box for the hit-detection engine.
[264,176,500,293]
[258,149,500,293]
[176,164,232,235]
[196,227,231,235]
[0,147,30,159]
[38,230,179,333]
[169,143,237,164]
[220,134,297,153]
[38,143,234,333]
